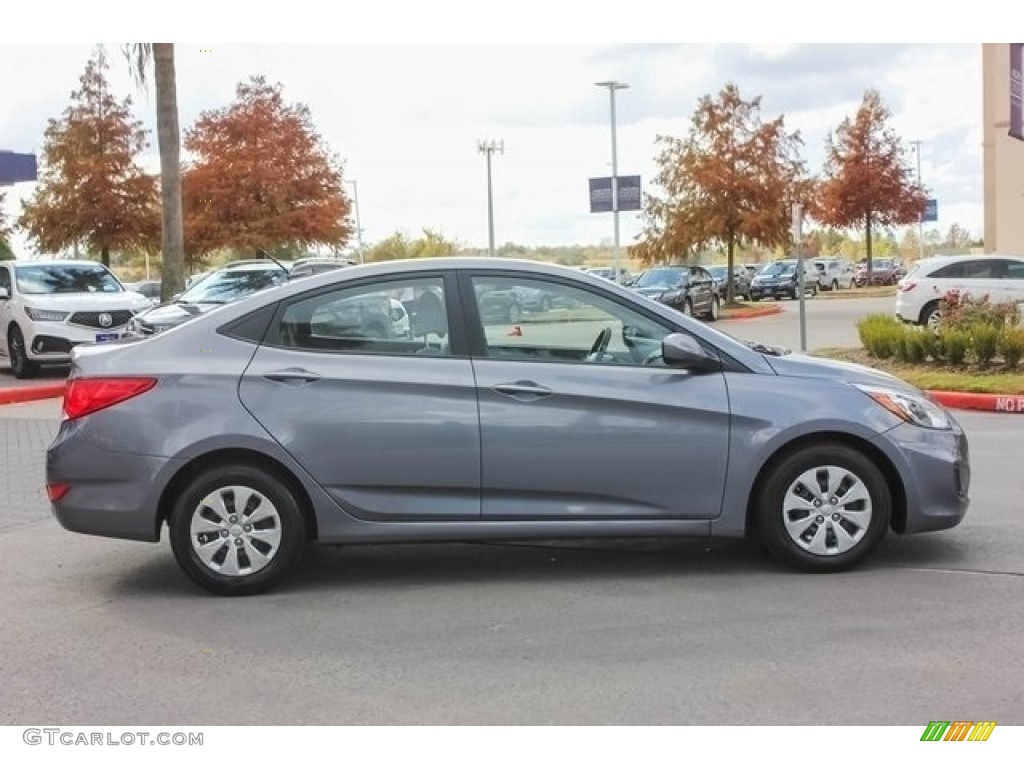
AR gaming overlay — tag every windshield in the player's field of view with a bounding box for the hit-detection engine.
[707,266,728,279]
[759,262,796,276]
[177,267,287,305]
[635,267,685,289]
[14,263,124,295]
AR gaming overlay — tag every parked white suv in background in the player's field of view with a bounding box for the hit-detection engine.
[811,257,856,291]
[0,260,151,378]
[895,253,1024,328]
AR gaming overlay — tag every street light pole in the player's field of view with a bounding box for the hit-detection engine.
[911,140,923,260]
[345,179,364,262]
[478,139,504,257]
[595,80,629,281]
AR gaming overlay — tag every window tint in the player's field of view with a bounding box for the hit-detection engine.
[931,262,965,279]
[0,267,10,294]
[1006,261,1024,280]
[273,276,447,356]
[470,275,677,367]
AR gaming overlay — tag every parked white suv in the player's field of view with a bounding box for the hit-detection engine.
[895,253,1024,327]
[0,260,151,378]
[811,257,856,291]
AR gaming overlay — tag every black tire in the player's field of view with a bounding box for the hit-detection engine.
[749,295,760,303]
[754,444,891,573]
[169,464,308,596]
[8,325,40,379]
[831,279,839,292]
[704,294,720,321]
[921,302,941,329]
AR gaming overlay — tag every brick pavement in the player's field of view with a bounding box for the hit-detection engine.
[0,405,60,533]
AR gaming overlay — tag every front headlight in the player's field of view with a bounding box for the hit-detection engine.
[24,307,70,322]
[855,385,951,430]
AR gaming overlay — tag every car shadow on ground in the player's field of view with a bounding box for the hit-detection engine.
[107,533,979,599]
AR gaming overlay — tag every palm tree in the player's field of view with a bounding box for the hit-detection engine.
[125,43,185,300]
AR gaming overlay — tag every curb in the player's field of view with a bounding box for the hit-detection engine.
[0,383,67,406]
[721,304,784,321]
[927,390,1024,414]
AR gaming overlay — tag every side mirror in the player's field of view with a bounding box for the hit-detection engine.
[0,286,8,300]
[662,333,722,372]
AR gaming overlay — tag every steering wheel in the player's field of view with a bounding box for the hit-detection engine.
[587,327,613,362]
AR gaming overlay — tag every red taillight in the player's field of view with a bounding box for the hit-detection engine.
[47,483,71,502]
[62,377,157,420]
[900,280,917,293]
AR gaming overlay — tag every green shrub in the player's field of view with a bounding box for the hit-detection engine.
[857,314,904,359]
[938,326,970,366]
[999,327,1024,368]
[971,323,1000,366]
[903,329,926,363]
[918,329,941,362]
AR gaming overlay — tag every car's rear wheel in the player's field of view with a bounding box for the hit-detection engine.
[754,445,890,573]
[921,302,942,329]
[169,464,307,596]
[8,325,40,379]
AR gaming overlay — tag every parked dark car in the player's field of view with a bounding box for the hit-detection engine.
[47,258,971,595]
[707,265,751,300]
[632,265,719,320]
[855,258,906,287]
[749,260,818,301]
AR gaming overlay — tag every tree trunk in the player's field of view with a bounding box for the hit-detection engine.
[101,245,109,267]
[864,213,873,285]
[726,234,735,303]
[154,43,185,301]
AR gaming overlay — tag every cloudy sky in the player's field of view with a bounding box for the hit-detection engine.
[0,7,999,256]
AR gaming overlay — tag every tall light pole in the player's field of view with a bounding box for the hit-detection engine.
[595,80,629,281]
[345,179,364,262]
[478,139,504,257]
[911,140,924,260]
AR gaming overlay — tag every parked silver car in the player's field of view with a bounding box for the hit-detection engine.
[48,258,970,595]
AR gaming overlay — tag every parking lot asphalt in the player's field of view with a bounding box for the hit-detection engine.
[0,398,1021,725]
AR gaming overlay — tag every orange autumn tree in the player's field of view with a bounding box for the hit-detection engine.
[19,48,159,266]
[818,90,927,283]
[183,76,352,258]
[634,83,807,302]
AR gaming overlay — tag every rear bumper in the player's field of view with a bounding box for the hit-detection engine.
[46,420,179,542]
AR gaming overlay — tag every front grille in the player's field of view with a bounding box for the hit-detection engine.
[68,310,134,329]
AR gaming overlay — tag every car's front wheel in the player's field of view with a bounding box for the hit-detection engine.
[169,464,308,596]
[704,294,720,321]
[8,325,40,379]
[754,444,890,573]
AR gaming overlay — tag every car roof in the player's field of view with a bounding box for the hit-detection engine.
[9,259,111,267]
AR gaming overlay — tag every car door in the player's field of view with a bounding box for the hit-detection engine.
[462,271,730,521]
[238,272,482,521]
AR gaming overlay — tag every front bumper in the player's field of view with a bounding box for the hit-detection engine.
[875,418,970,534]
[25,320,129,362]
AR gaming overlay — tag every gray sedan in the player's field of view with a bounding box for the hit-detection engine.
[47,258,970,595]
